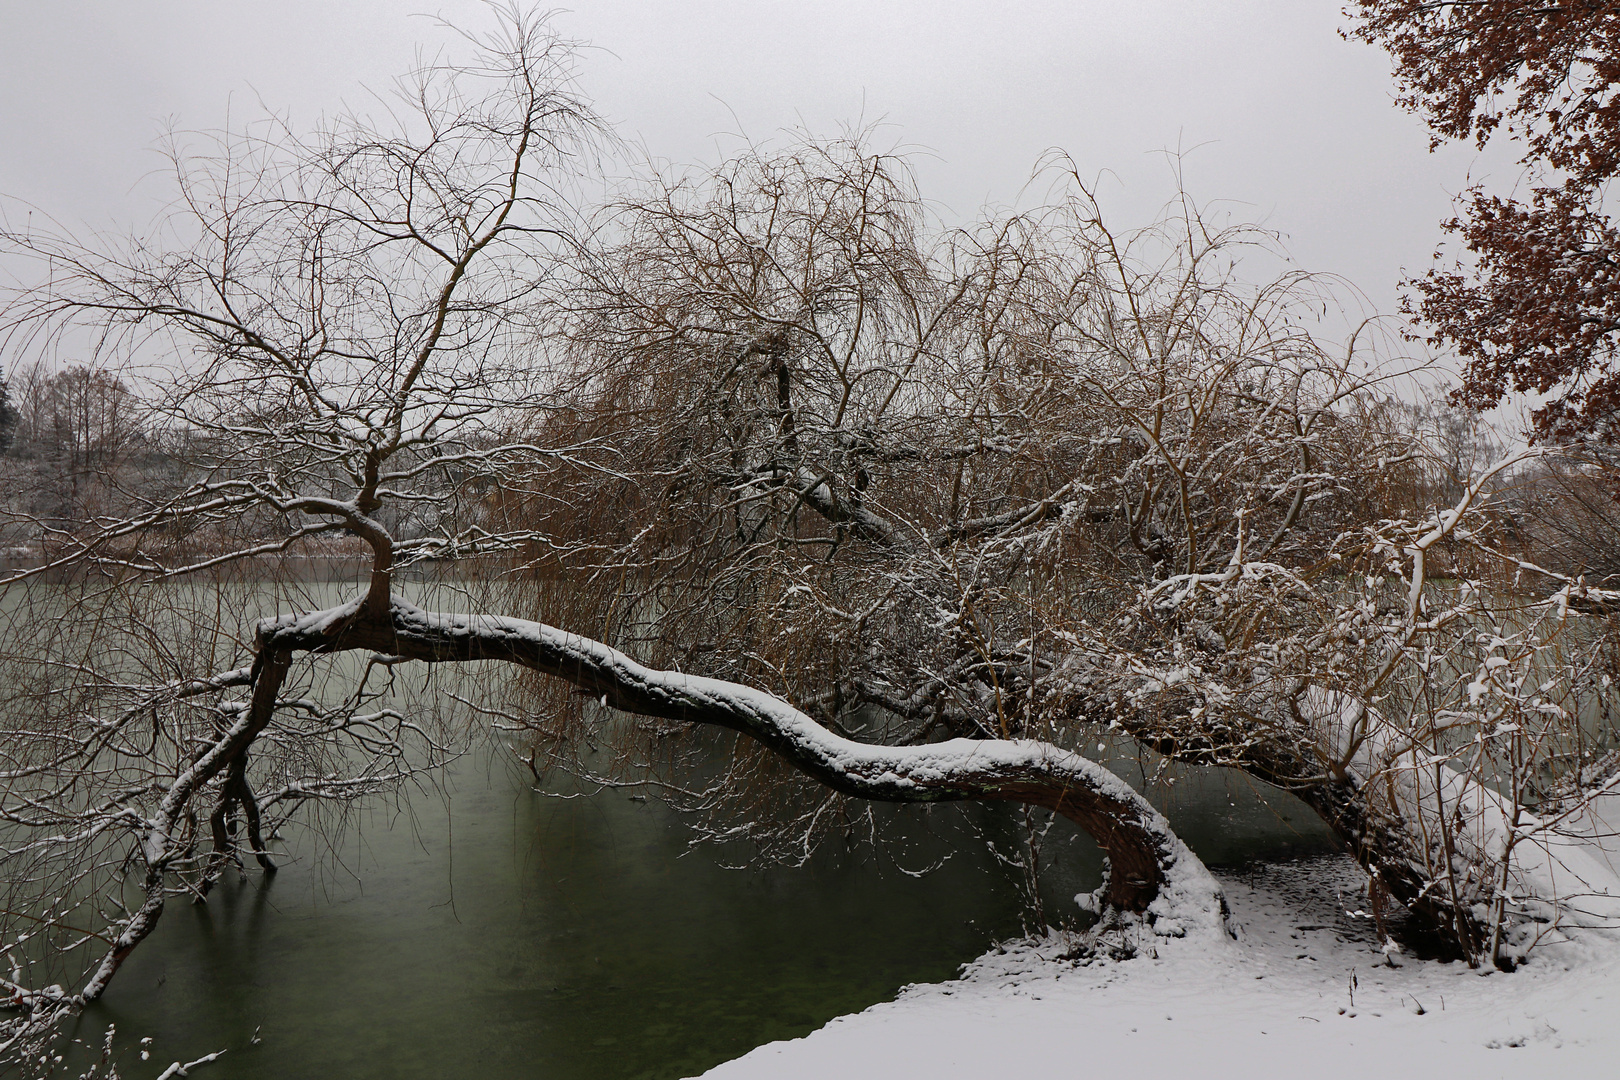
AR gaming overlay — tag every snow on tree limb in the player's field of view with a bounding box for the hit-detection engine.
[257,597,1229,935]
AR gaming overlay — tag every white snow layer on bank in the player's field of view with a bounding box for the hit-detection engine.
[698,855,1620,1080]
[1303,687,1620,932]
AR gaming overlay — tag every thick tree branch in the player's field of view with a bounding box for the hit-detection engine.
[256,598,1227,926]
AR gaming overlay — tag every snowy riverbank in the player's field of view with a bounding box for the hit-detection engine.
[698,855,1620,1079]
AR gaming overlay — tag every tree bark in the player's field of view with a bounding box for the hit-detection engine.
[256,598,1226,924]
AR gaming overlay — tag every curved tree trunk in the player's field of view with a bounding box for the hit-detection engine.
[1115,709,1484,955]
[79,651,288,1002]
[71,594,1243,1007]
[254,596,1228,933]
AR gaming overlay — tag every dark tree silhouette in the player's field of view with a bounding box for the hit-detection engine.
[0,368,17,454]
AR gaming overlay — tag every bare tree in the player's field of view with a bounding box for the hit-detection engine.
[2,11,1618,1067]
[0,9,1231,1059]
[536,134,1620,966]
[0,362,153,550]
[0,2,612,1046]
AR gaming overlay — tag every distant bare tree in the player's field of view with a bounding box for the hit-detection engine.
[0,362,152,544]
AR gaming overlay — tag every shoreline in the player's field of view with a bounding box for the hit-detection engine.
[698,854,1620,1079]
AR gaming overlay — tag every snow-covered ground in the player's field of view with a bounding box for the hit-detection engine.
[698,855,1620,1079]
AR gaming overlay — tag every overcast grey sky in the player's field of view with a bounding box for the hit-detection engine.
[0,1,1518,323]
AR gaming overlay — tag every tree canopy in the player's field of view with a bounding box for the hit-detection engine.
[1349,1,1620,441]
[5,5,1620,1069]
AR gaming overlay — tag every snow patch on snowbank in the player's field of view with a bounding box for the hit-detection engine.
[698,855,1620,1080]
[1303,687,1620,936]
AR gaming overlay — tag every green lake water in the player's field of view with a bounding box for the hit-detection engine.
[67,742,1333,1080]
[0,578,1339,1078]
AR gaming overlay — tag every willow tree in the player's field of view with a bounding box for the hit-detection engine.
[542,135,1620,965]
[2,10,1618,1061]
[0,8,1229,1053]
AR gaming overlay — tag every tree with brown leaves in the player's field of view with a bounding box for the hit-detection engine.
[1349,1,1620,442]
